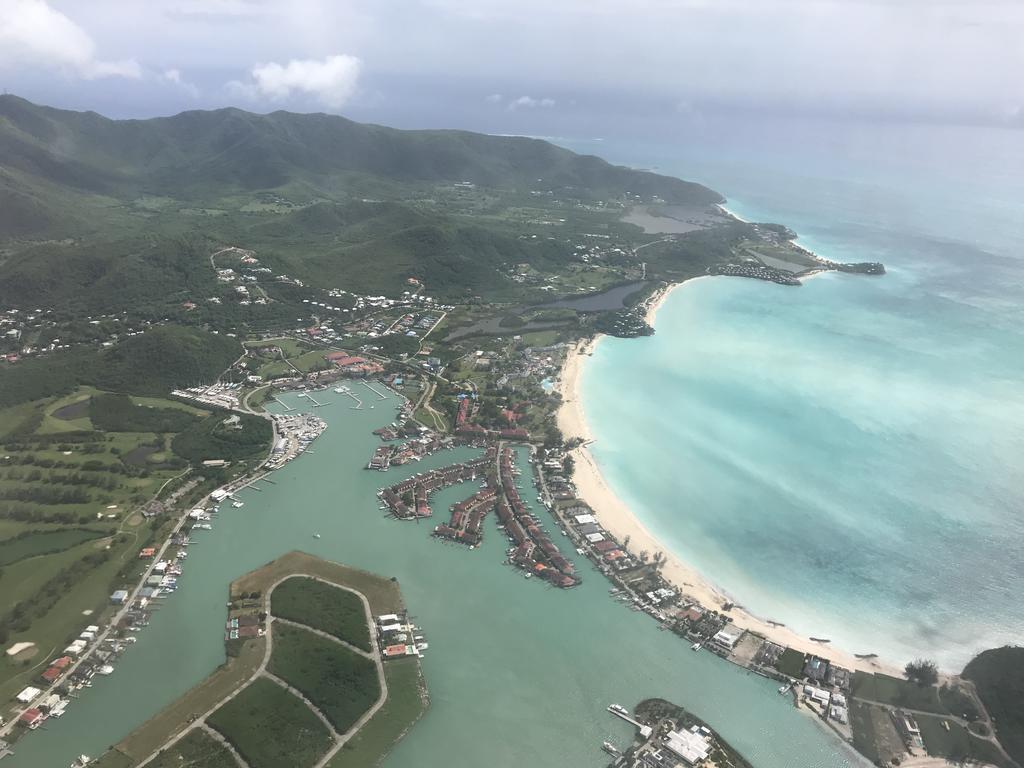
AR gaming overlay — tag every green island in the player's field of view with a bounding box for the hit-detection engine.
[91,551,426,768]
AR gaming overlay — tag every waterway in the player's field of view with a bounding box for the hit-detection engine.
[7,383,864,767]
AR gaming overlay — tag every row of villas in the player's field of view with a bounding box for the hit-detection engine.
[379,452,495,520]
[497,447,579,588]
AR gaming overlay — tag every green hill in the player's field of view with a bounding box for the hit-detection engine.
[0,95,721,204]
[963,646,1024,765]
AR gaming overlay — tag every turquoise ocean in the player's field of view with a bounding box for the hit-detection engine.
[567,117,1024,669]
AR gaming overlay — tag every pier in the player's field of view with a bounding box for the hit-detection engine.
[272,395,295,411]
[339,388,363,409]
[298,392,325,407]
[607,704,644,730]
[364,382,389,400]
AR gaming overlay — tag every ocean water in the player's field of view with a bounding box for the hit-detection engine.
[571,117,1024,669]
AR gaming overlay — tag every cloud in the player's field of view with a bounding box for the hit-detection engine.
[507,95,556,110]
[228,54,362,109]
[0,0,140,79]
[484,93,503,103]
[162,68,200,97]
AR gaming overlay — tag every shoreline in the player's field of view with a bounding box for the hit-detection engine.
[558,276,900,678]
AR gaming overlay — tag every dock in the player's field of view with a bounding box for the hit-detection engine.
[608,705,651,736]
[341,389,363,409]
[272,395,295,411]
[365,382,389,400]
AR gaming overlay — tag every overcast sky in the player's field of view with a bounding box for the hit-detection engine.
[0,0,1021,130]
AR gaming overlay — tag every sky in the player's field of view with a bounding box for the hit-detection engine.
[0,0,1021,132]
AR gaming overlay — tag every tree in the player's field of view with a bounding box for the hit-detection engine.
[904,658,939,687]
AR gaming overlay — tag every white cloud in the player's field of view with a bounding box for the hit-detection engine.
[162,68,200,97]
[0,0,140,79]
[484,93,503,103]
[507,95,556,110]
[229,54,362,109]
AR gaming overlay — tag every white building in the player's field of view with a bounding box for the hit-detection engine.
[665,727,711,766]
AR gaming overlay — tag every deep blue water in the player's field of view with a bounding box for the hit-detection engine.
[566,117,1024,668]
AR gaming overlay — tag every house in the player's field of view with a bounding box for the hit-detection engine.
[712,625,744,650]
[110,590,129,605]
[19,708,45,729]
[16,686,41,704]
[804,655,830,683]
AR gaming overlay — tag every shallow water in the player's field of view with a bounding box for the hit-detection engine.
[577,118,1024,670]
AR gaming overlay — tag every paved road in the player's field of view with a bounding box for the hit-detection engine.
[199,722,251,768]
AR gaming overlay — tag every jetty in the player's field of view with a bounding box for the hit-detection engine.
[365,382,389,400]
[272,395,295,411]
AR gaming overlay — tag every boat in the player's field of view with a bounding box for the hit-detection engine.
[602,741,620,756]
[691,642,702,651]
[313,533,322,539]
[71,756,93,767]
[607,704,628,715]
[97,664,115,675]
[231,501,244,508]
[778,684,792,695]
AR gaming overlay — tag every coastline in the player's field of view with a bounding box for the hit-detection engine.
[557,276,899,678]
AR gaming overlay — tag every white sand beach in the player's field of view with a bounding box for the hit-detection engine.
[557,278,900,677]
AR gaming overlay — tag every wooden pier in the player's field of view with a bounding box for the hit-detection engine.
[365,382,389,400]
[272,395,295,411]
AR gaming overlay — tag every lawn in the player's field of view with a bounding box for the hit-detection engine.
[327,657,426,768]
[775,647,806,678]
[916,713,1008,766]
[269,622,380,734]
[849,701,904,766]
[851,671,947,714]
[207,677,334,768]
[147,728,238,768]
[270,576,371,651]
[0,528,106,565]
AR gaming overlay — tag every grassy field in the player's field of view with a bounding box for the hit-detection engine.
[327,657,426,768]
[916,713,1008,766]
[207,677,334,768]
[270,576,371,651]
[0,527,106,565]
[269,622,380,733]
[851,671,947,713]
[849,701,904,766]
[147,729,238,768]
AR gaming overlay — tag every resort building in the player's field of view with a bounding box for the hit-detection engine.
[664,727,712,765]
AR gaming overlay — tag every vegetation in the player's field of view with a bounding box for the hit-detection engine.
[326,658,426,768]
[269,622,381,733]
[89,394,200,433]
[903,657,939,687]
[270,576,371,651]
[171,412,272,465]
[915,713,1009,766]
[0,527,105,565]
[963,646,1024,764]
[851,671,946,714]
[148,729,238,768]
[0,326,240,409]
[775,647,806,678]
[207,677,334,768]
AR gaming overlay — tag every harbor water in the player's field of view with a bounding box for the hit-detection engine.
[6,385,864,767]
